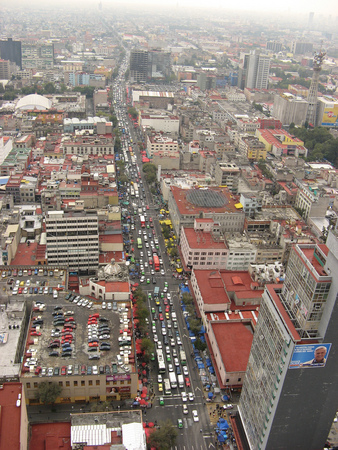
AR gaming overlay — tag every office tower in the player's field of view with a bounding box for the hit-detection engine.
[239,235,338,450]
[130,49,148,83]
[46,211,99,274]
[306,50,325,126]
[266,41,283,53]
[237,52,250,90]
[246,51,270,90]
[290,41,313,55]
[147,49,171,80]
[308,12,314,27]
[0,38,22,69]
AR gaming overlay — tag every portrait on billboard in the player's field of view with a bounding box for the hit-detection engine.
[289,343,332,369]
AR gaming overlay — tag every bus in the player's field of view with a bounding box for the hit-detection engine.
[137,238,142,249]
[180,350,186,366]
[130,186,135,197]
[164,378,171,395]
[157,348,166,374]
[153,254,160,272]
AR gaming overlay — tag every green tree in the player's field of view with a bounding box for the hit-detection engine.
[189,318,201,335]
[194,338,207,352]
[74,86,95,98]
[145,171,156,184]
[43,82,56,94]
[148,419,178,449]
[35,381,62,405]
[140,337,154,357]
[143,162,157,174]
[114,136,122,152]
[128,107,138,120]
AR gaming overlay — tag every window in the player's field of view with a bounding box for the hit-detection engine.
[238,378,241,382]
[89,380,93,386]
[59,381,63,387]
[66,381,70,387]
[74,381,78,386]
[34,382,38,388]
[81,380,85,386]
[96,380,100,386]
[226,379,229,382]
[26,383,31,389]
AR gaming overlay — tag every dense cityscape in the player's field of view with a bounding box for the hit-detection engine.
[0,2,338,450]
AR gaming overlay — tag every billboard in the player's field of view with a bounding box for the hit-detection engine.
[321,104,338,127]
[289,343,332,369]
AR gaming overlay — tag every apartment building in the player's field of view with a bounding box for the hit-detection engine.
[45,211,99,273]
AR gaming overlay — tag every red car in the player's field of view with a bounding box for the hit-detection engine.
[35,366,42,375]
[61,366,67,376]
[65,317,75,322]
[89,342,99,347]
[163,298,168,305]
[18,288,23,294]
[30,331,41,336]
[185,377,191,387]
[90,313,99,318]
[165,305,170,313]
[28,269,32,276]
[88,319,97,325]
[159,313,164,321]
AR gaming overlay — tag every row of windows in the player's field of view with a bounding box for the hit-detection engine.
[27,379,131,389]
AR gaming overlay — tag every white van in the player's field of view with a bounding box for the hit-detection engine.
[53,290,58,299]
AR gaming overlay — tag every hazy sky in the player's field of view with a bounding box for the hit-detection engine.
[6,0,338,16]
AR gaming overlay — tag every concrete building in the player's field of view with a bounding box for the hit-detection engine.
[180,219,228,270]
[214,161,241,193]
[21,43,54,70]
[168,186,245,237]
[62,135,114,156]
[246,51,270,90]
[239,233,338,450]
[130,49,148,83]
[316,96,338,128]
[273,93,308,126]
[238,136,267,161]
[140,112,179,135]
[146,134,178,157]
[294,180,331,222]
[0,38,22,68]
[290,41,313,55]
[45,211,99,273]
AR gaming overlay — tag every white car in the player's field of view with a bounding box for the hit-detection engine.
[153,334,158,342]
[183,404,188,414]
[183,366,189,376]
[107,302,112,310]
[157,374,163,383]
[161,269,165,276]
[168,364,174,372]
[102,302,106,309]
[188,392,194,401]
[174,357,180,366]
[140,276,145,283]
[192,410,199,422]
[140,251,144,257]
[181,392,187,402]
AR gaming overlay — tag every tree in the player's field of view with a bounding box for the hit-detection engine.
[140,337,154,356]
[145,171,156,184]
[114,136,122,152]
[35,381,62,405]
[143,162,157,174]
[148,419,178,449]
[194,338,207,352]
[43,82,56,94]
[128,107,138,120]
[189,318,202,335]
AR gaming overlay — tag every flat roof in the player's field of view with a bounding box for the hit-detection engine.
[183,227,227,250]
[0,383,23,450]
[212,322,253,372]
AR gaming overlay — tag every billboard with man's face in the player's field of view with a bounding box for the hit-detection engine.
[289,343,332,369]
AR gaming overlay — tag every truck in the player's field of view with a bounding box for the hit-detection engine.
[140,215,145,228]
[169,371,177,389]
[177,374,184,388]
[154,286,160,297]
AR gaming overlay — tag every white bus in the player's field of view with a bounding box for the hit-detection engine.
[164,378,171,395]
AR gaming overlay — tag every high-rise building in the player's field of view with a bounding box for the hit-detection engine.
[0,38,22,69]
[266,41,283,53]
[239,234,338,449]
[246,51,270,90]
[130,49,149,83]
[237,52,250,90]
[46,211,99,274]
[130,49,171,83]
[290,41,313,55]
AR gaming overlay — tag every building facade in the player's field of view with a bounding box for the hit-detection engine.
[45,211,99,273]
[239,236,338,450]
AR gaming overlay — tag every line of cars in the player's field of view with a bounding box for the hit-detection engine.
[65,293,93,309]
[87,313,111,360]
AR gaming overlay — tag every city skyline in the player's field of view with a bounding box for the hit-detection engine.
[3,0,338,16]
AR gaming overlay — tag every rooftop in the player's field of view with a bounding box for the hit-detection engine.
[0,383,23,450]
[211,322,254,373]
[183,227,227,250]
